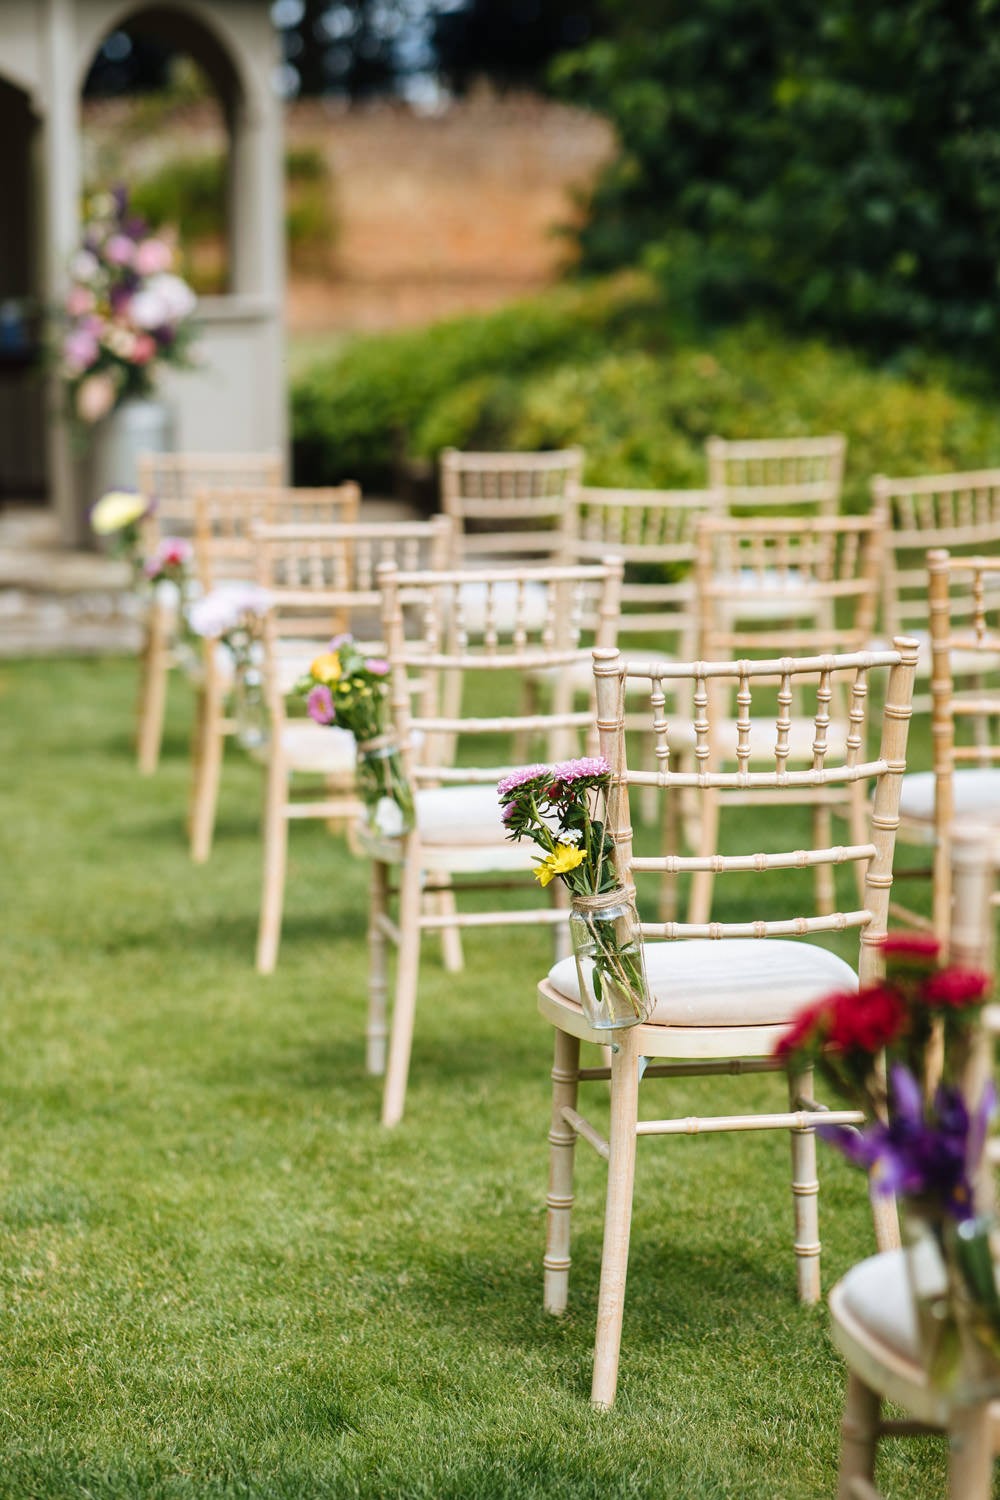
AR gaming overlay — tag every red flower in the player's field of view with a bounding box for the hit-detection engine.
[826,984,907,1054]
[923,967,991,1009]
[774,996,833,1059]
[882,934,941,961]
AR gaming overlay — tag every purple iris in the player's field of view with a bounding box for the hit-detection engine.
[819,1064,995,1223]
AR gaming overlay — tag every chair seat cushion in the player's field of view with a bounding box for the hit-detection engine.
[457,579,550,635]
[276,723,357,774]
[666,716,849,761]
[870,628,1000,678]
[547,937,858,1026]
[838,1249,919,1363]
[416,783,533,862]
[899,768,1000,823]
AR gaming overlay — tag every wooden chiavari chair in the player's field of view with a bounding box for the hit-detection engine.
[134,451,282,774]
[706,433,846,516]
[538,637,918,1408]
[251,516,454,976]
[188,485,360,862]
[368,556,623,1128]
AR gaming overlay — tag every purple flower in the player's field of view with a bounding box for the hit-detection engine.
[497,764,551,800]
[365,657,389,675]
[329,634,352,650]
[500,801,518,825]
[307,685,335,725]
[550,756,611,785]
[819,1064,992,1223]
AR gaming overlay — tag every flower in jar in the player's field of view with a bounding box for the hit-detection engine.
[310,652,342,685]
[307,685,336,725]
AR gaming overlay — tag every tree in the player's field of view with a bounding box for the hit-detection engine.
[556,0,1000,360]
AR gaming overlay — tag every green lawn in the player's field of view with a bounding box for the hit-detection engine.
[0,656,962,1499]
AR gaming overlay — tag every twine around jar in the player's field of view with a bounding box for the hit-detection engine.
[356,733,395,754]
[571,886,632,914]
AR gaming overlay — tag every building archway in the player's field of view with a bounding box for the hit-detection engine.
[0,75,45,500]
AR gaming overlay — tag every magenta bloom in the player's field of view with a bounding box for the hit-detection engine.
[550,756,611,784]
[329,633,352,650]
[497,764,550,800]
[307,684,335,725]
[500,801,518,825]
[365,657,389,675]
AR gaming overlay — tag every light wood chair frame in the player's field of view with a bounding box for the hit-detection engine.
[369,556,624,1128]
[831,825,1000,1500]
[188,485,361,864]
[539,637,918,1408]
[439,446,583,567]
[251,515,454,974]
[688,511,885,923]
[134,451,283,775]
[706,433,846,515]
[892,548,1000,940]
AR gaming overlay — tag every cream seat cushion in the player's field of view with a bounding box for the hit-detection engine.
[665,716,849,761]
[899,768,1000,823]
[456,579,550,635]
[183,638,316,693]
[547,937,858,1027]
[870,628,1000,678]
[715,569,821,623]
[274,723,356,775]
[415,783,537,865]
[838,1249,919,1364]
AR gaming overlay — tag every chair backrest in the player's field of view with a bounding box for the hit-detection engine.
[872,468,1000,642]
[193,485,361,590]
[377,559,624,788]
[706,434,846,515]
[439,447,583,567]
[592,640,918,981]
[695,512,884,659]
[572,484,723,653]
[136,451,283,538]
[252,516,455,720]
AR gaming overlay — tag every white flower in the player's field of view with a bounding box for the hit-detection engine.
[373,797,405,838]
[187,584,272,639]
[71,250,101,284]
[90,489,149,535]
[130,273,197,331]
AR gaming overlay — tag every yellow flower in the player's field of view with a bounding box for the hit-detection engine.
[533,843,586,888]
[90,489,148,535]
[310,652,342,685]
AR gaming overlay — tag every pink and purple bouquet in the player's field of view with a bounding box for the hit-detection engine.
[498,757,617,894]
[143,536,192,589]
[62,189,198,426]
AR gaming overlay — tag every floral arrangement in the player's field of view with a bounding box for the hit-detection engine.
[143,537,192,589]
[294,636,413,837]
[89,488,153,574]
[498,757,649,1026]
[776,935,998,1384]
[186,584,274,750]
[61,189,198,426]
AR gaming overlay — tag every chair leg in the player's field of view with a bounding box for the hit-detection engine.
[433,879,464,974]
[255,755,288,975]
[190,684,225,864]
[543,1028,581,1315]
[787,1064,821,1303]
[591,1031,641,1409]
[381,846,423,1127]
[136,612,169,775]
[687,786,720,926]
[836,1371,881,1500]
[948,1404,993,1500]
[367,859,390,1076]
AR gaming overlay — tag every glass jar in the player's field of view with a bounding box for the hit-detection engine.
[569,888,651,1030]
[356,740,415,839]
[903,1208,1000,1400]
[233,663,269,751]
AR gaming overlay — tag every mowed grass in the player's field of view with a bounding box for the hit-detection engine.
[0,656,959,1499]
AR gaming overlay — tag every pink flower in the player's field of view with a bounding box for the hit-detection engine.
[550,756,611,784]
[132,334,157,365]
[133,239,173,276]
[105,234,136,267]
[145,537,192,577]
[365,658,389,675]
[63,328,99,373]
[66,286,95,318]
[307,684,335,725]
[497,764,550,800]
[76,372,116,423]
[923,968,991,1010]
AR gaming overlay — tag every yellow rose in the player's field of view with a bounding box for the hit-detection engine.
[90,489,148,535]
[533,843,586,888]
[310,652,342,685]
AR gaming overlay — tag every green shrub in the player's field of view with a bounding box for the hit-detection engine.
[291,274,1000,501]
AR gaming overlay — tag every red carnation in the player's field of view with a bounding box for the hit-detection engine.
[923,967,991,1009]
[774,996,834,1060]
[827,984,907,1054]
[882,934,941,961]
